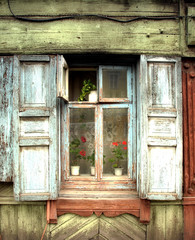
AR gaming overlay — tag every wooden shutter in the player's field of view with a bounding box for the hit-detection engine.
[0,56,13,182]
[139,55,182,200]
[57,55,69,101]
[13,55,59,201]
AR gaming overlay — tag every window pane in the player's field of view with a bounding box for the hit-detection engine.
[103,108,128,175]
[102,69,127,98]
[70,108,95,175]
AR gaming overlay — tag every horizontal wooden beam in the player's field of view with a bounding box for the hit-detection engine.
[0,18,180,55]
[0,0,179,17]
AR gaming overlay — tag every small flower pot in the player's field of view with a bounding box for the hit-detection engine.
[114,168,123,176]
[90,166,95,176]
[71,166,80,176]
[88,90,97,102]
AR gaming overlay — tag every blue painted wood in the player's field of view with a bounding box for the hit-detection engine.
[0,56,13,182]
[13,55,59,201]
[139,55,182,200]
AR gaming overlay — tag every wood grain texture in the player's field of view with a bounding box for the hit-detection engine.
[49,213,147,240]
[0,0,179,17]
[182,59,195,197]
[0,18,180,55]
[0,57,13,182]
[140,56,182,200]
[147,204,183,240]
[13,55,59,201]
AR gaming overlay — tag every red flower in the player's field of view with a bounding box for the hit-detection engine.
[81,136,86,143]
[122,141,127,145]
[80,149,86,156]
[112,142,118,146]
[123,147,127,150]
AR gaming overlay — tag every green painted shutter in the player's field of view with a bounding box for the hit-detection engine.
[0,56,13,182]
[13,55,59,201]
[139,55,182,200]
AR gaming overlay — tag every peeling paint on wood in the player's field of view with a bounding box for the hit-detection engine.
[0,56,13,182]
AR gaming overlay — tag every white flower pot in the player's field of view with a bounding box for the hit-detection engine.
[88,90,97,102]
[90,166,95,176]
[114,168,123,176]
[71,166,80,176]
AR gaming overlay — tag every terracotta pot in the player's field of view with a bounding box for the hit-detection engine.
[90,166,95,176]
[114,168,123,176]
[71,166,80,176]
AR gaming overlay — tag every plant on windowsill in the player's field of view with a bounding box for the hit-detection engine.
[70,137,86,176]
[78,79,97,102]
[108,141,127,176]
[87,150,95,176]
[87,150,106,176]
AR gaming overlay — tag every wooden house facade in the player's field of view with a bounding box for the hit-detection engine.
[0,0,194,239]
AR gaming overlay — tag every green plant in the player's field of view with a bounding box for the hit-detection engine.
[87,150,95,167]
[78,79,96,101]
[87,150,106,167]
[70,138,86,166]
[108,141,127,168]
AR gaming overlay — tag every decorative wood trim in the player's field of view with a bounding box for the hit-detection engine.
[183,197,195,240]
[182,59,195,197]
[47,198,150,224]
[140,199,150,224]
[47,200,57,224]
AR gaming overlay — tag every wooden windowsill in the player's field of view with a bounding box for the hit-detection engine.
[47,190,150,224]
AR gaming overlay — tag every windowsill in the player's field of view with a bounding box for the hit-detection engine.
[47,190,150,224]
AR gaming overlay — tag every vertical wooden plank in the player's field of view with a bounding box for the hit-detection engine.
[18,204,46,240]
[165,205,183,240]
[147,205,166,240]
[184,204,195,240]
[0,205,18,240]
[0,56,13,182]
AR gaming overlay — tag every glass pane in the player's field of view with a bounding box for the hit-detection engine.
[69,71,96,101]
[70,108,95,176]
[103,108,128,175]
[102,69,127,98]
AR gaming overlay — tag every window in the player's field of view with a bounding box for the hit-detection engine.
[10,54,182,203]
[61,65,136,191]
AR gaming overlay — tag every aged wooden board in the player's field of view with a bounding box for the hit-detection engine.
[0,56,13,182]
[0,19,180,54]
[0,204,46,240]
[0,0,179,16]
[187,7,195,46]
[139,56,182,200]
[13,55,59,201]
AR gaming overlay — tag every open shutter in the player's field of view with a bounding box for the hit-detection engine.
[139,55,182,200]
[13,55,59,201]
[0,56,13,182]
[57,55,69,101]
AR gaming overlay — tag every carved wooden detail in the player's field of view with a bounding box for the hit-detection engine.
[47,198,150,224]
[182,59,195,197]
[183,59,195,240]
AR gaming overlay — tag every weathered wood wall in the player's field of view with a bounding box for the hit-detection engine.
[0,183,183,240]
[0,0,194,56]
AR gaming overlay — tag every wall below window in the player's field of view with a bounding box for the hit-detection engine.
[0,183,183,240]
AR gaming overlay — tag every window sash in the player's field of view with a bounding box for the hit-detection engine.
[63,103,133,183]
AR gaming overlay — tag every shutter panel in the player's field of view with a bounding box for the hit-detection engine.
[139,55,182,200]
[57,55,69,101]
[0,56,13,182]
[13,55,59,201]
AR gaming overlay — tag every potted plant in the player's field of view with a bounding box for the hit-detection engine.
[108,141,127,176]
[70,138,86,176]
[87,150,95,175]
[78,79,97,102]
